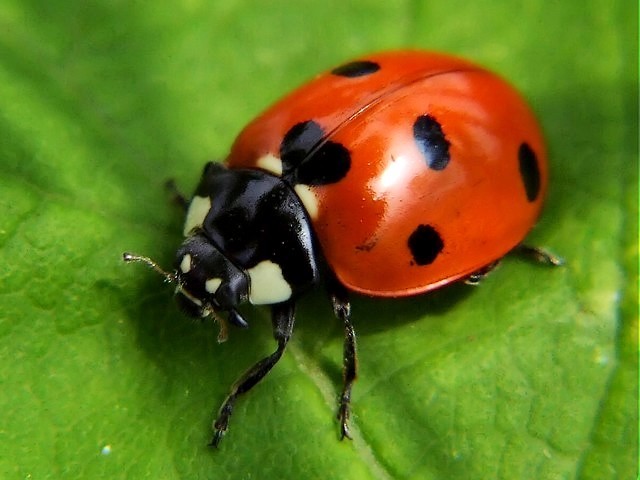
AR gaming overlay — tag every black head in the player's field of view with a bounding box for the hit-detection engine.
[173,232,250,328]
[122,245,250,333]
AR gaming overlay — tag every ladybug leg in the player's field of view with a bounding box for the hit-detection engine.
[210,301,295,447]
[330,282,357,440]
[466,245,562,286]
[164,179,190,211]
[465,260,501,285]
[514,244,564,266]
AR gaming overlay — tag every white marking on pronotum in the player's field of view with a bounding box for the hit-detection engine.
[205,278,223,294]
[294,184,319,219]
[183,195,211,236]
[247,260,292,305]
[256,153,283,176]
[179,254,192,273]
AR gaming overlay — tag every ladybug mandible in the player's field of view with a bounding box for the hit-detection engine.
[124,50,560,446]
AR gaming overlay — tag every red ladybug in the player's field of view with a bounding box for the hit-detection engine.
[124,50,559,446]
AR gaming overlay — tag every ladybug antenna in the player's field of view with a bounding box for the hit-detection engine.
[122,252,178,285]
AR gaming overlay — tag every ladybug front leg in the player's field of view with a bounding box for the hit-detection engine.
[210,301,296,447]
[164,179,190,211]
[330,282,357,440]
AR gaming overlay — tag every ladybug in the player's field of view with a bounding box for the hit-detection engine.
[124,50,560,446]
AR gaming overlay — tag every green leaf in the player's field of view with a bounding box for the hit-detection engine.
[1,1,636,479]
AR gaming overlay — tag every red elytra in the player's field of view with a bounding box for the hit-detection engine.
[226,50,547,297]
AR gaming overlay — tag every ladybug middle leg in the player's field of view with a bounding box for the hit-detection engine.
[210,301,296,447]
[329,280,357,440]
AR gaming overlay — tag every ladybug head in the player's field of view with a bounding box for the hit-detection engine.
[123,233,250,340]
[172,232,249,328]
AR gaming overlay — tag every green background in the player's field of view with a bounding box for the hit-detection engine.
[0,1,637,479]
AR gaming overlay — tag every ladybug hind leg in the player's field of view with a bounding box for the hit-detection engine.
[210,301,296,447]
[465,260,501,285]
[513,244,564,266]
[465,244,563,286]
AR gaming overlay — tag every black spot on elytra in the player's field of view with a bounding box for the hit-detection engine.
[280,120,351,186]
[413,115,450,171]
[408,224,444,266]
[518,142,541,202]
[280,121,323,165]
[331,60,380,78]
